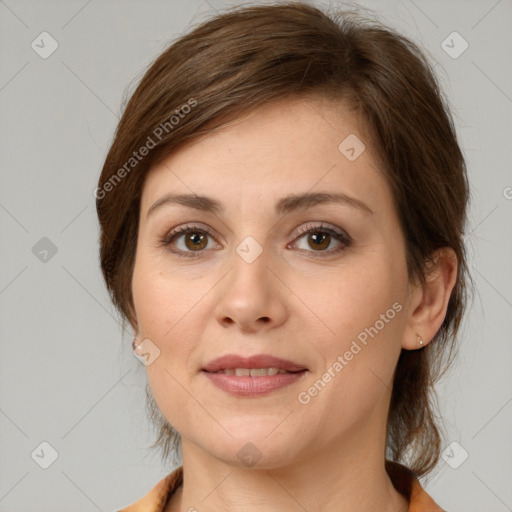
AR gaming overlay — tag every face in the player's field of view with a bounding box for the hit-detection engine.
[132,96,412,468]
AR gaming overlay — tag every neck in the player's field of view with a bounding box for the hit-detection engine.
[170,419,409,512]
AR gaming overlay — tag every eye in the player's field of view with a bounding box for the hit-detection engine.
[158,222,352,259]
[289,223,352,257]
[158,224,220,258]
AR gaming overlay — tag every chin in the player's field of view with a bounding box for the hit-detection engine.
[199,432,302,470]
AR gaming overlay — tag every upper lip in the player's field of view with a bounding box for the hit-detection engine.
[203,354,307,373]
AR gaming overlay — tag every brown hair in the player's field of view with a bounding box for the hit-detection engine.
[96,1,470,477]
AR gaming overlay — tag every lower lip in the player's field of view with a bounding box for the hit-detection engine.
[203,370,307,396]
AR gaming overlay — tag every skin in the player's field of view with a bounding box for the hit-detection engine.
[131,96,457,511]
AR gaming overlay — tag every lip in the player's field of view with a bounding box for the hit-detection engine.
[204,371,306,396]
[202,354,308,397]
[202,354,307,373]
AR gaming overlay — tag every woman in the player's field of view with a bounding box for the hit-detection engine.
[96,2,469,510]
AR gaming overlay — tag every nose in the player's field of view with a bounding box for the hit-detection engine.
[214,245,288,333]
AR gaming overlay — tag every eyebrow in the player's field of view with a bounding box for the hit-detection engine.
[146,191,373,218]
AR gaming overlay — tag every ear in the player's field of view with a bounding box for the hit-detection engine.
[401,247,458,350]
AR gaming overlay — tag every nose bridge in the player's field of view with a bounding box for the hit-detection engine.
[214,234,287,330]
[229,234,272,297]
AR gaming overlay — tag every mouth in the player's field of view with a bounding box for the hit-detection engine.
[208,367,297,376]
[202,354,307,374]
[202,354,308,396]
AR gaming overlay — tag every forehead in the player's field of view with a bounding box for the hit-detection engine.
[140,97,391,217]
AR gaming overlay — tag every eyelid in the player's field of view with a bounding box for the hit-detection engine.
[160,222,219,246]
[292,221,351,241]
[162,221,349,241]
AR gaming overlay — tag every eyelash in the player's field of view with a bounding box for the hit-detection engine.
[158,222,352,259]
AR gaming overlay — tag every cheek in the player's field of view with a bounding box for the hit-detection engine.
[131,257,194,380]
[132,253,196,339]
[292,256,405,342]
[295,277,405,439]
[132,257,207,431]
[132,253,223,377]
[291,255,407,405]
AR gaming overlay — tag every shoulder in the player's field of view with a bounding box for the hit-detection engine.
[117,466,183,512]
[386,460,447,512]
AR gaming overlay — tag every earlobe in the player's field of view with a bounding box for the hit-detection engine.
[401,247,458,351]
[132,334,141,351]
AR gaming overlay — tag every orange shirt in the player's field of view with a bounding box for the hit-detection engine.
[118,461,445,512]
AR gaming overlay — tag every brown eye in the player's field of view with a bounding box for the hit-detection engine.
[184,231,207,251]
[159,225,219,258]
[307,231,331,251]
[291,223,352,258]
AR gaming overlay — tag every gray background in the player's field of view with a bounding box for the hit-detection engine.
[0,0,511,510]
